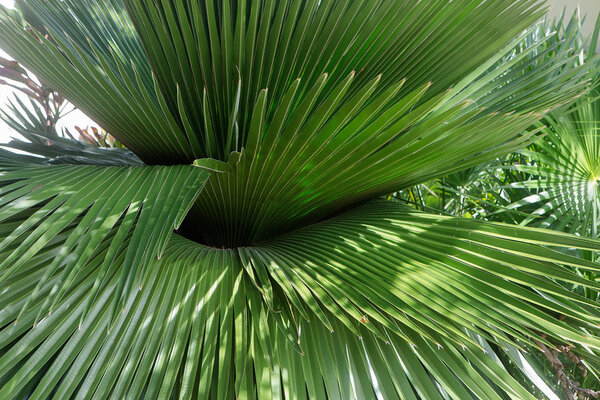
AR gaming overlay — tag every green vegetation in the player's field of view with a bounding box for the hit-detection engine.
[0,1,600,398]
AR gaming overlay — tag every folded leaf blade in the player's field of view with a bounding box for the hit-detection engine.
[0,164,210,322]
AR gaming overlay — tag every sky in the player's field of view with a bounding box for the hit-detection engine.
[0,0,599,144]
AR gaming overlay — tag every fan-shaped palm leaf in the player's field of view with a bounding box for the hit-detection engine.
[506,104,600,238]
[0,0,599,398]
[500,10,600,237]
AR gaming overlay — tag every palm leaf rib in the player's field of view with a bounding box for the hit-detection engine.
[0,0,599,398]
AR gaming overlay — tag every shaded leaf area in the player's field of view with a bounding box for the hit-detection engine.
[0,0,592,247]
[0,165,209,327]
[4,132,142,166]
[0,147,47,169]
[383,11,600,395]
[188,76,543,245]
[3,201,600,398]
[0,0,584,164]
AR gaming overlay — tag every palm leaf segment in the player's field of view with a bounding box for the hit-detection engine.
[0,0,599,398]
[507,99,600,236]
[501,12,600,238]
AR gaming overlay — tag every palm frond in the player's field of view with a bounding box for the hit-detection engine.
[0,0,589,165]
[504,92,600,237]
[4,200,600,398]
[0,164,211,325]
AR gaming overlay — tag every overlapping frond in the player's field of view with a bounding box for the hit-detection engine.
[0,0,592,242]
[245,200,600,347]
[0,1,192,163]
[491,11,600,239]
[3,200,600,398]
[0,164,210,325]
[0,99,143,166]
[0,0,588,165]
[190,59,587,244]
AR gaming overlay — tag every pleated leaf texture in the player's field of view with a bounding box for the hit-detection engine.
[0,0,599,399]
[506,92,600,237]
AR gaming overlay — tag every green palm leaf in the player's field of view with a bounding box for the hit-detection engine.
[0,164,212,326]
[506,109,600,237]
[3,202,600,398]
[499,11,600,239]
[0,0,599,398]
